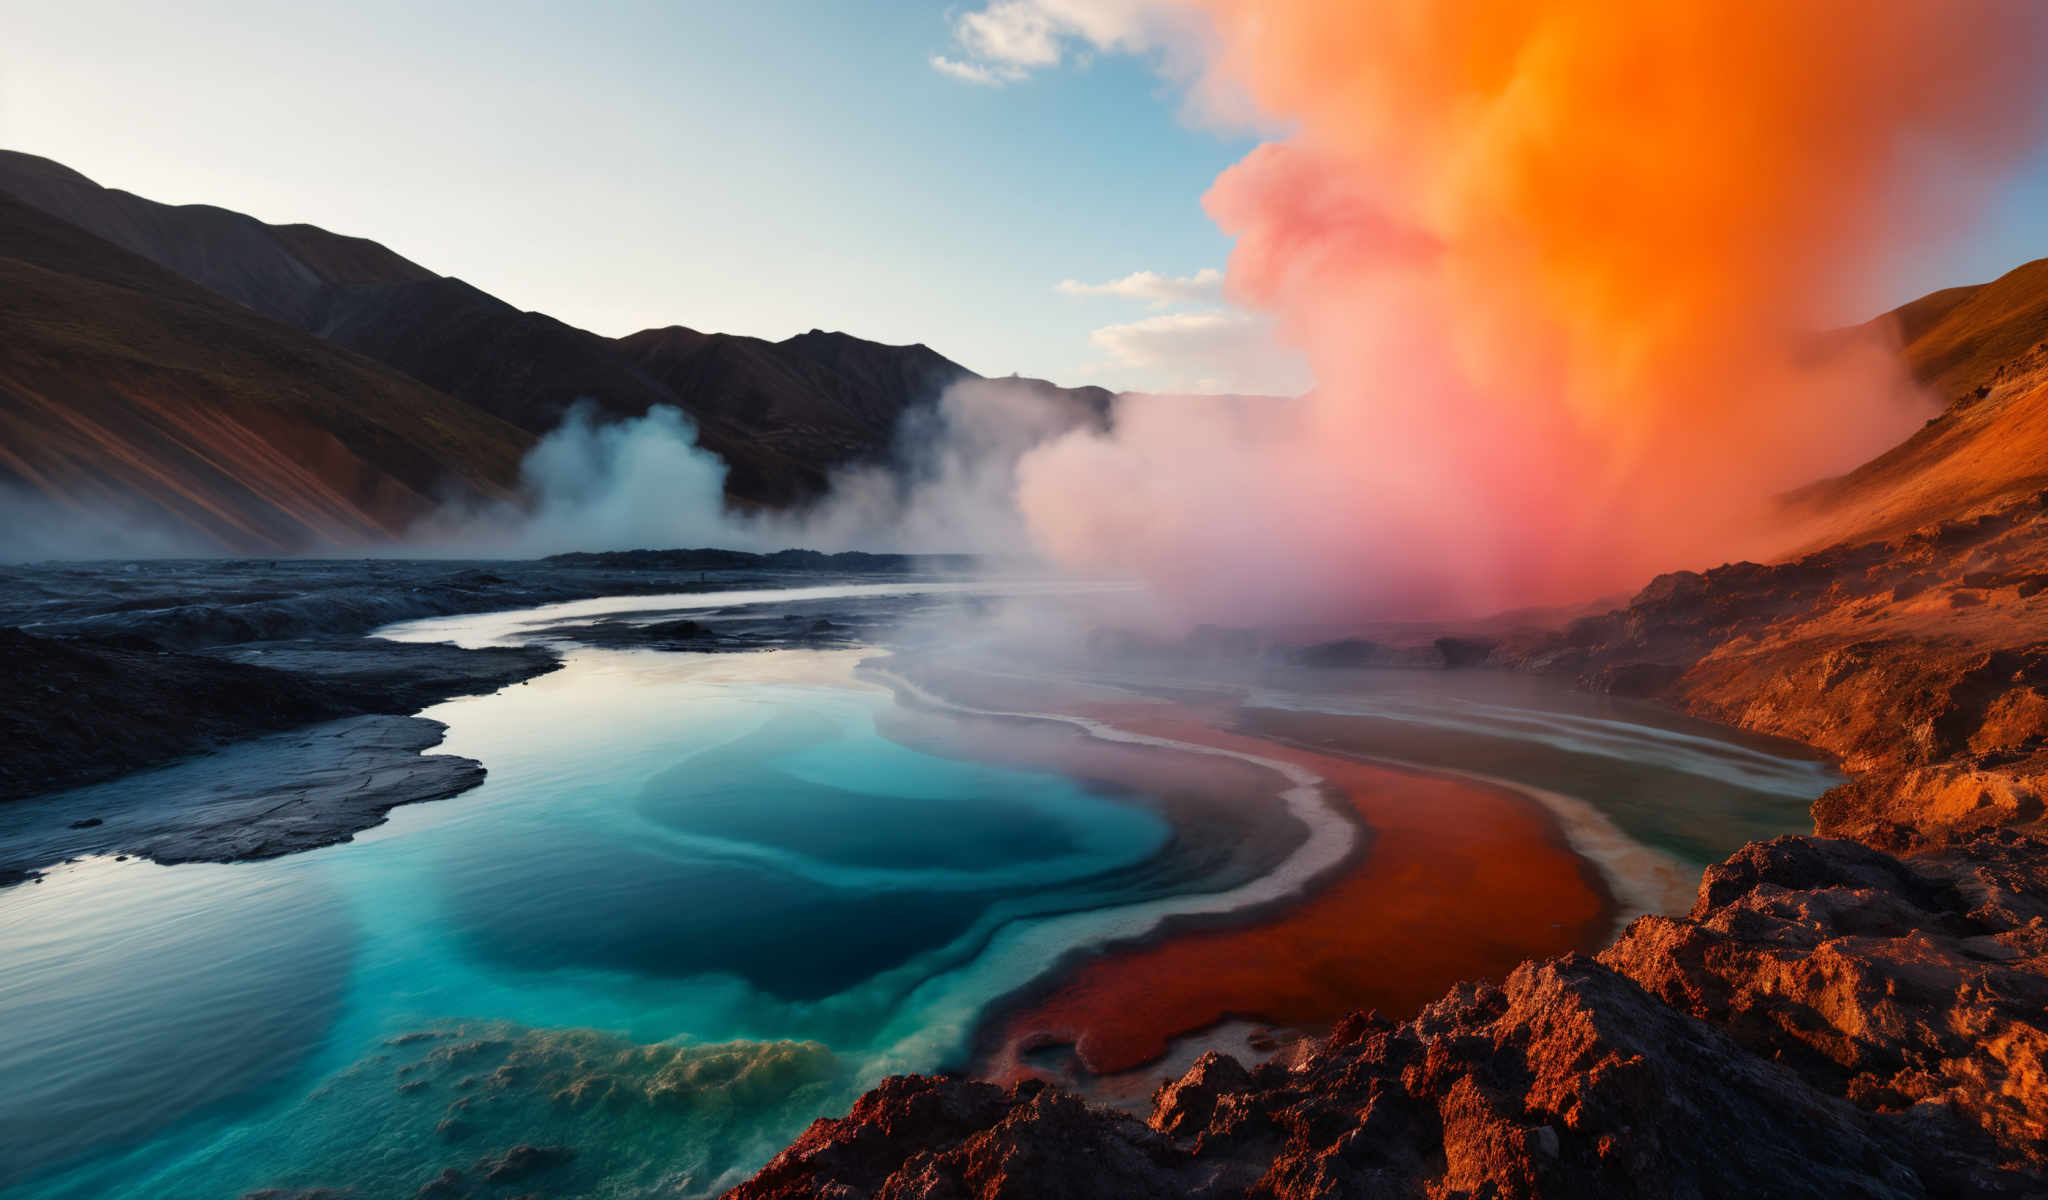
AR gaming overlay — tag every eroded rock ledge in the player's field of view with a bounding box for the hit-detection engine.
[732,833,2047,1199]
[0,714,488,883]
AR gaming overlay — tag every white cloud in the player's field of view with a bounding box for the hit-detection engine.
[1057,267,1224,308]
[933,0,1161,85]
[957,2,1066,67]
[929,55,1025,86]
[1086,309,1314,396]
[1054,266,1303,394]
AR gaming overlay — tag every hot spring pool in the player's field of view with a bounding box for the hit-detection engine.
[0,589,1836,1197]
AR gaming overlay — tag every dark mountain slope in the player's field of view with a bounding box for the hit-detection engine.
[0,150,432,327]
[777,328,974,424]
[0,194,531,552]
[306,277,676,433]
[0,151,685,451]
[614,326,975,504]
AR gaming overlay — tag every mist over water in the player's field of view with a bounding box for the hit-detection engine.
[0,486,223,562]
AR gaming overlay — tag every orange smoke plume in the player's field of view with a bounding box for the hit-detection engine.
[1017,1,2048,621]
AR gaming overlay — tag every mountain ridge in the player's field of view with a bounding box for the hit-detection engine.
[0,150,1121,543]
[0,192,531,552]
[7,146,2040,563]
[0,149,1108,525]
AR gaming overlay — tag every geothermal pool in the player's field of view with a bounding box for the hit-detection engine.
[0,585,1837,1198]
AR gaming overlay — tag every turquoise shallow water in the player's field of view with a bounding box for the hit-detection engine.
[0,647,1174,1198]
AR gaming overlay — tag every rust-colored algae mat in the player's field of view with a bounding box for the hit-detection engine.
[982,703,1610,1078]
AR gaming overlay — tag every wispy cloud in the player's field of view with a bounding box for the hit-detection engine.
[929,55,1025,86]
[932,0,1159,86]
[1086,309,1312,396]
[1057,267,1224,308]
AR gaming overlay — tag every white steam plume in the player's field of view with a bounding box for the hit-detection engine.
[414,381,1109,560]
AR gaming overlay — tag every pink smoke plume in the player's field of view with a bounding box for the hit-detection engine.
[1016,1,2048,622]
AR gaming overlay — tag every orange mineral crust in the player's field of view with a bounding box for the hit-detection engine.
[981,702,1610,1078]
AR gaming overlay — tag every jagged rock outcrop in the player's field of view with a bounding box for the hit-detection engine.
[1813,757,2046,854]
[1602,833,2048,1175]
[730,1074,1227,1200]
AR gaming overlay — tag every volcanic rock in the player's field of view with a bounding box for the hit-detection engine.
[0,714,486,880]
[0,626,383,802]
[1149,1051,1252,1138]
[1601,832,2048,1177]
[734,948,2040,1198]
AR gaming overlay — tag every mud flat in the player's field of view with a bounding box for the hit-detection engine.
[0,714,482,883]
[0,625,555,871]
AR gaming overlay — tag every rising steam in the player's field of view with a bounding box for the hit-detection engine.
[417,381,1103,560]
[410,403,738,557]
[426,2,2048,622]
[1014,1,2048,621]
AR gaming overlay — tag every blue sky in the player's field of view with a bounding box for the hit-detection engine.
[3,0,2044,393]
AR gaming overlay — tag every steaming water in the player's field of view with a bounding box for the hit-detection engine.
[0,585,1836,1198]
[1236,669,1838,866]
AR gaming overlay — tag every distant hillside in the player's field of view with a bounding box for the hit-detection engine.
[1787,256,2048,545]
[0,151,1111,514]
[613,325,973,504]
[0,150,432,326]
[0,193,531,552]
